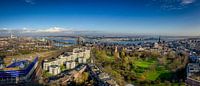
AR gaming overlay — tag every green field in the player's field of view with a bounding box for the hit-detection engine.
[133,59,171,81]
[144,69,170,81]
[134,59,156,68]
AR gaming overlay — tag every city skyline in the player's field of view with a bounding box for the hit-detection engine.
[0,0,200,36]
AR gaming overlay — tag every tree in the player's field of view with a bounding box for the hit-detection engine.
[60,65,65,71]
[43,71,53,78]
[140,75,146,81]
[121,48,129,68]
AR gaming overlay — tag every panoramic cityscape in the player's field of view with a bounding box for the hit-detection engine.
[0,0,200,86]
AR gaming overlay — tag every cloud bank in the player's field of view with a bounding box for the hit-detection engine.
[35,27,71,33]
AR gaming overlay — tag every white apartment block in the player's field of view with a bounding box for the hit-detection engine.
[65,61,76,69]
[78,57,87,64]
[43,47,90,74]
[49,65,60,75]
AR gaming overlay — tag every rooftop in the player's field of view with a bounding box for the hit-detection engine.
[3,59,31,70]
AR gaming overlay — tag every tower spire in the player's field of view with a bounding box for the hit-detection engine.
[158,36,161,44]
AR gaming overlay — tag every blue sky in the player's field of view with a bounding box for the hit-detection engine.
[0,0,200,36]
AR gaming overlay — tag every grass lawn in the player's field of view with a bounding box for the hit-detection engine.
[134,59,156,68]
[133,59,171,81]
[145,69,170,81]
[145,71,160,81]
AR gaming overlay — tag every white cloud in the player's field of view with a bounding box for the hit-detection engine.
[2,28,8,30]
[181,0,195,5]
[22,27,27,30]
[0,27,73,33]
[149,0,196,11]
[35,27,71,33]
[24,0,35,4]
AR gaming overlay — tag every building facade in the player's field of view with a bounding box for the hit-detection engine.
[43,47,90,75]
[0,57,38,84]
[49,65,60,75]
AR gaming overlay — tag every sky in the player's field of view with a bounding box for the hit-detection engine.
[0,0,200,36]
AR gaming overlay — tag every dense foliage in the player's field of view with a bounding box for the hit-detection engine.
[92,47,188,85]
